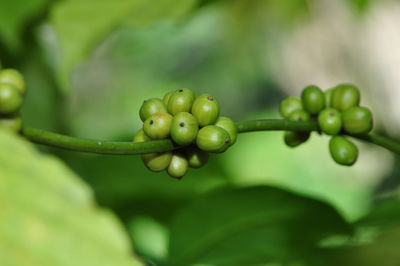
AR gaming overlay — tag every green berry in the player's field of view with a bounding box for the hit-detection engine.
[163,91,173,106]
[325,88,334,107]
[143,113,173,140]
[342,106,373,135]
[214,117,237,146]
[170,112,199,146]
[0,83,23,114]
[196,125,230,153]
[0,69,26,96]
[139,98,167,122]
[284,109,311,147]
[329,136,358,166]
[331,84,360,111]
[142,152,173,172]
[184,146,209,168]
[191,94,220,127]
[167,152,189,179]
[317,108,342,135]
[279,96,303,119]
[301,85,325,115]
[133,129,151,142]
[288,109,311,122]
[167,88,195,115]
[284,131,310,148]
[0,114,23,133]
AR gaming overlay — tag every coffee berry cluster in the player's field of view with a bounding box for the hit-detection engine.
[134,88,237,179]
[0,67,26,133]
[279,84,373,166]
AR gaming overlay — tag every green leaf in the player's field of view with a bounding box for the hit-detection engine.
[49,0,198,93]
[0,129,143,266]
[168,186,351,266]
[0,0,48,52]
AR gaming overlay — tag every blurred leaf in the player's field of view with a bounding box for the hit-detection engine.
[0,130,143,266]
[49,0,198,93]
[0,0,48,52]
[168,186,350,266]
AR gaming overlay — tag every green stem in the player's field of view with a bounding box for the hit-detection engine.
[21,119,400,155]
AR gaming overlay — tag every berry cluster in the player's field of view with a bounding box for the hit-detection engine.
[279,84,373,166]
[0,68,26,133]
[134,88,237,179]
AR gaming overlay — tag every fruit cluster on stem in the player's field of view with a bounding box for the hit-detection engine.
[135,88,237,179]
[280,84,373,166]
[0,68,26,132]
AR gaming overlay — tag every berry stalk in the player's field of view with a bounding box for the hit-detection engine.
[21,120,400,155]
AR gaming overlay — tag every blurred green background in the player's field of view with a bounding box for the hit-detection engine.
[1,0,400,265]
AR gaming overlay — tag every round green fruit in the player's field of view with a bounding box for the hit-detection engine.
[139,98,167,122]
[0,114,23,133]
[133,129,151,142]
[191,94,220,127]
[284,131,310,148]
[0,69,26,96]
[317,108,342,135]
[142,152,172,172]
[331,84,360,111]
[167,88,195,115]
[325,88,334,107]
[214,116,237,145]
[0,83,23,114]
[163,91,173,106]
[329,136,358,166]
[184,145,209,168]
[288,109,311,122]
[301,85,325,115]
[196,125,230,153]
[170,112,199,146]
[342,106,373,135]
[279,96,303,119]
[167,152,189,179]
[143,113,173,139]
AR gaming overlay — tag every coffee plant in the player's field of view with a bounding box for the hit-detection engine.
[1,1,400,266]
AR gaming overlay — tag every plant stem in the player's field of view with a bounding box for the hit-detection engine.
[21,119,400,155]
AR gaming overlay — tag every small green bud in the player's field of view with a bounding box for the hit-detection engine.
[342,106,373,135]
[196,125,230,153]
[143,113,173,140]
[191,94,220,127]
[167,88,195,115]
[318,108,342,135]
[170,112,199,146]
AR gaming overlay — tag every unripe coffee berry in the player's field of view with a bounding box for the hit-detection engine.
[0,69,26,96]
[325,88,334,108]
[191,94,220,127]
[214,117,237,146]
[329,136,358,166]
[318,108,342,135]
[167,152,189,179]
[184,145,209,168]
[342,106,373,135]
[331,84,360,111]
[288,109,311,122]
[163,91,173,106]
[279,97,303,119]
[0,83,23,114]
[139,98,167,122]
[133,129,151,142]
[142,152,173,172]
[301,85,325,115]
[284,131,310,148]
[0,114,23,133]
[196,125,230,153]
[144,113,173,139]
[170,112,199,146]
[167,88,195,115]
